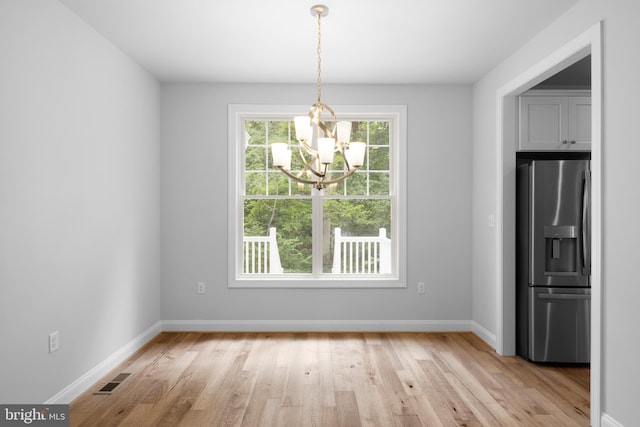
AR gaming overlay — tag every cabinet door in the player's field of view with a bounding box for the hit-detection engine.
[519,96,568,150]
[568,96,591,150]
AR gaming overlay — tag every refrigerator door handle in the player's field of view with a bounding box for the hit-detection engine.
[538,293,590,301]
[582,170,591,278]
[528,164,535,285]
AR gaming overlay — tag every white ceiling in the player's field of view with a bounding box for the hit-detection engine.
[58,0,580,84]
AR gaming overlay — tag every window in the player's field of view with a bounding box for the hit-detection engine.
[228,105,407,288]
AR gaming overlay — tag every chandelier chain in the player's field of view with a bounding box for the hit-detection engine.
[316,9,322,104]
[270,5,364,190]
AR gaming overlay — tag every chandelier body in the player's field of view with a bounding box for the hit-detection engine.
[270,5,366,190]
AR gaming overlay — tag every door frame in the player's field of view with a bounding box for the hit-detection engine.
[494,22,602,426]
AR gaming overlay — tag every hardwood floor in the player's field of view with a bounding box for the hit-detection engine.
[70,332,589,426]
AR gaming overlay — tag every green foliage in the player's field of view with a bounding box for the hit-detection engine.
[324,199,391,237]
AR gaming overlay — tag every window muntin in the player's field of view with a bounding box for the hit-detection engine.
[229,105,406,288]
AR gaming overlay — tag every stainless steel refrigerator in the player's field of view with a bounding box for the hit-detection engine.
[516,159,591,363]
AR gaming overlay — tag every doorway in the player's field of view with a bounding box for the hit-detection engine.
[495,22,602,425]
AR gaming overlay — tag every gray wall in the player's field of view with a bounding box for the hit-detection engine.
[161,84,473,325]
[472,0,640,425]
[0,1,161,403]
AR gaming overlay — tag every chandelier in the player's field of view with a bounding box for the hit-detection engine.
[270,4,366,190]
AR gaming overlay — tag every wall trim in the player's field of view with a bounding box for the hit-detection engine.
[45,321,163,404]
[227,104,408,289]
[162,319,472,332]
[472,321,497,349]
[601,413,625,427]
[494,21,603,427]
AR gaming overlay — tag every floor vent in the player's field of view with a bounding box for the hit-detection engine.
[94,373,131,395]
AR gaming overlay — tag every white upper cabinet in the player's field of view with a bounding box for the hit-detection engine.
[519,91,591,151]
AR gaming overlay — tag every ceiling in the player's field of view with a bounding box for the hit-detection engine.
[58,0,580,84]
[534,55,591,89]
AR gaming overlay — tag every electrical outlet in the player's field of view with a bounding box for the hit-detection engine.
[49,331,59,353]
[417,282,426,294]
[197,281,205,294]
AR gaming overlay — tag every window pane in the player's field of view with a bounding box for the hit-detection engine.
[268,120,291,142]
[267,172,290,196]
[245,146,266,171]
[291,180,313,196]
[244,199,312,274]
[351,121,368,142]
[369,121,390,145]
[271,170,313,196]
[245,172,266,195]
[331,150,346,170]
[369,172,390,195]
[245,120,266,145]
[369,146,389,170]
[322,199,392,273]
[322,180,344,196]
[343,172,367,196]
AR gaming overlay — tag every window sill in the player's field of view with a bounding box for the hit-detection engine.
[228,276,406,289]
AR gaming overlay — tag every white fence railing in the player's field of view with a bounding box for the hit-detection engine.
[243,227,283,274]
[331,227,391,274]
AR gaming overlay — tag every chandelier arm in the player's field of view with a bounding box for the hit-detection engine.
[277,165,359,188]
[304,159,326,179]
[317,102,336,119]
[310,102,337,138]
[296,146,326,179]
[339,146,352,171]
[276,166,320,185]
[299,139,317,157]
[317,166,360,186]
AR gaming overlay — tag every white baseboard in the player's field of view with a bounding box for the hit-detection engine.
[162,319,473,332]
[602,413,625,427]
[471,321,497,349]
[45,321,163,404]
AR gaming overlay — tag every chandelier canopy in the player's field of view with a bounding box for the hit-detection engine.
[270,5,366,190]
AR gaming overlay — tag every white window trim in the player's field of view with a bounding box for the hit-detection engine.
[227,104,407,288]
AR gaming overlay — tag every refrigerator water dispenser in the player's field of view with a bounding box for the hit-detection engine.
[544,225,578,275]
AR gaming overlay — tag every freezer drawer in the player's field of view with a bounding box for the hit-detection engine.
[529,287,590,363]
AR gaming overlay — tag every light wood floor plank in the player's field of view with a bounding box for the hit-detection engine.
[70,332,589,426]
